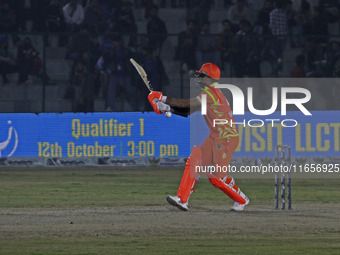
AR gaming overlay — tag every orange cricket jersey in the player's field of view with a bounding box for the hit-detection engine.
[196,82,238,139]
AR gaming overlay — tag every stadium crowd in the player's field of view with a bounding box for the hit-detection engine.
[0,0,339,111]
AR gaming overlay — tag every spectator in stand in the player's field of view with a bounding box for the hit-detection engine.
[216,19,235,71]
[319,0,339,24]
[13,36,35,84]
[69,34,101,112]
[303,6,330,71]
[299,3,313,41]
[0,35,17,85]
[291,54,306,77]
[45,0,65,33]
[31,0,49,32]
[196,21,221,68]
[292,0,313,13]
[315,6,332,41]
[186,7,202,33]
[62,0,85,32]
[66,31,101,109]
[66,24,91,60]
[254,0,273,61]
[84,0,107,33]
[97,0,115,21]
[114,1,138,47]
[90,36,102,98]
[175,20,198,73]
[95,35,133,111]
[285,0,303,47]
[228,0,250,33]
[289,0,312,48]
[12,36,51,84]
[293,0,313,26]
[328,41,340,77]
[254,0,274,35]
[143,47,169,91]
[45,0,67,47]
[186,0,214,31]
[10,0,26,32]
[0,0,17,32]
[233,19,262,77]
[143,0,155,20]
[327,39,340,109]
[69,49,91,111]
[268,0,289,73]
[147,5,168,50]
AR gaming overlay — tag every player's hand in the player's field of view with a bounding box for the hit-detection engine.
[157,102,170,113]
[150,101,162,114]
[150,101,170,114]
[148,91,165,104]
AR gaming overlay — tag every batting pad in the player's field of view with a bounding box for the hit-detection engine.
[176,146,202,203]
[206,173,246,204]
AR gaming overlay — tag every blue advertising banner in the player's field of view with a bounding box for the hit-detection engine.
[234,111,340,157]
[0,113,190,158]
[191,111,340,157]
[0,111,339,158]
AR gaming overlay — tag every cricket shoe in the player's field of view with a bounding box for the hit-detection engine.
[166,195,189,211]
[231,195,250,212]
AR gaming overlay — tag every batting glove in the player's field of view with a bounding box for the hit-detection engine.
[150,101,162,114]
[148,91,167,104]
[149,101,170,114]
[157,102,171,113]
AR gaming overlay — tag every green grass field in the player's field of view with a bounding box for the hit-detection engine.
[0,167,340,255]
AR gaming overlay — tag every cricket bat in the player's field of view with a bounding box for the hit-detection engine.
[130,58,171,117]
[130,58,153,92]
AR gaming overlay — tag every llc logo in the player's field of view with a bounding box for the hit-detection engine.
[0,120,18,157]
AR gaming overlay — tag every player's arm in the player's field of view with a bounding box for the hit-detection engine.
[148,91,201,117]
[166,97,201,117]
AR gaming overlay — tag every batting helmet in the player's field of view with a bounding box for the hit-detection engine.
[196,63,220,80]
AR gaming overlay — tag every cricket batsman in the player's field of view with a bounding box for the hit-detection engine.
[148,63,249,211]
